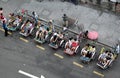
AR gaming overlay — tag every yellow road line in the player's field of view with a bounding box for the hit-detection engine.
[20,37,29,43]
[0,28,4,32]
[93,71,104,77]
[54,53,64,59]
[0,28,12,35]
[8,32,12,35]
[73,61,83,68]
[36,45,45,51]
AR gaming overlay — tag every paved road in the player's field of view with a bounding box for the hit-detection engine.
[0,27,120,78]
[0,0,120,78]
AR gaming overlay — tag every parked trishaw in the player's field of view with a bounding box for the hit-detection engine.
[19,16,36,37]
[64,37,80,55]
[49,31,65,49]
[97,47,117,69]
[34,23,51,44]
[7,13,24,31]
[80,44,96,63]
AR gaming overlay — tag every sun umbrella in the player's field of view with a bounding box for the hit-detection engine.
[87,31,98,40]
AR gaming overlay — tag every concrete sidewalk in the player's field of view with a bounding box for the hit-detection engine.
[1,0,120,47]
[20,0,120,47]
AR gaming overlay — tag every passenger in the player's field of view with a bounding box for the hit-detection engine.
[38,30,44,40]
[57,32,64,43]
[42,29,48,40]
[21,20,32,33]
[66,37,74,48]
[98,51,108,63]
[89,46,96,58]
[13,15,21,27]
[81,44,90,57]
[51,32,58,45]
[71,39,79,52]
[25,21,32,34]
[105,52,114,65]
[58,32,64,39]
[89,46,96,52]
[86,51,92,58]
[8,13,15,24]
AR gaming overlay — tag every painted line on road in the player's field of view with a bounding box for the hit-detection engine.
[0,28,12,35]
[36,45,45,51]
[8,32,12,35]
[93,71,104,77]
[73,61,83,68]
[41,75,45,78]
[54,53,64,59]
[18,70,39,78]
[20,37,29,43]
[0,28,4,32]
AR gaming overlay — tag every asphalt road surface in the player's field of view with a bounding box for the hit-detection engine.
[0,26,120,78]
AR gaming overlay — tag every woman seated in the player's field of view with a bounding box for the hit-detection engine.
[38,30,45,40]
[86,51,93,58]
[65,37,74,49]
[100,53,113,67]
[50,32,58,45]
[88,46,96,58]
[8,13,15,23]
[89,46,96,52]
[57,32,64,43]
[58,32,64,39]
[21,20,33,34]
[35,25,48,40]
[71,39,79,52]
[98,51,109,64]
[12,15,22,27]
[81,44,90,57]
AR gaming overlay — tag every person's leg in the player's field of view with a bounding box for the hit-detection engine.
[5,29,8,36]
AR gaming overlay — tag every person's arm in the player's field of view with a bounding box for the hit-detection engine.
[54,36,58,42]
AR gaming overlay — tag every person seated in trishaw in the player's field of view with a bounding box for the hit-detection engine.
[97,50,114,69]
[20,20,33,35]
[64,38,79,55]
[8,13,16,25]
[35,25,49,43]
[80,44,96,62]
[49,32,59,49]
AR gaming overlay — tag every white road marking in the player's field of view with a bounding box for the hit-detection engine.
[41,75,45,78]
[18,70,39,78]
